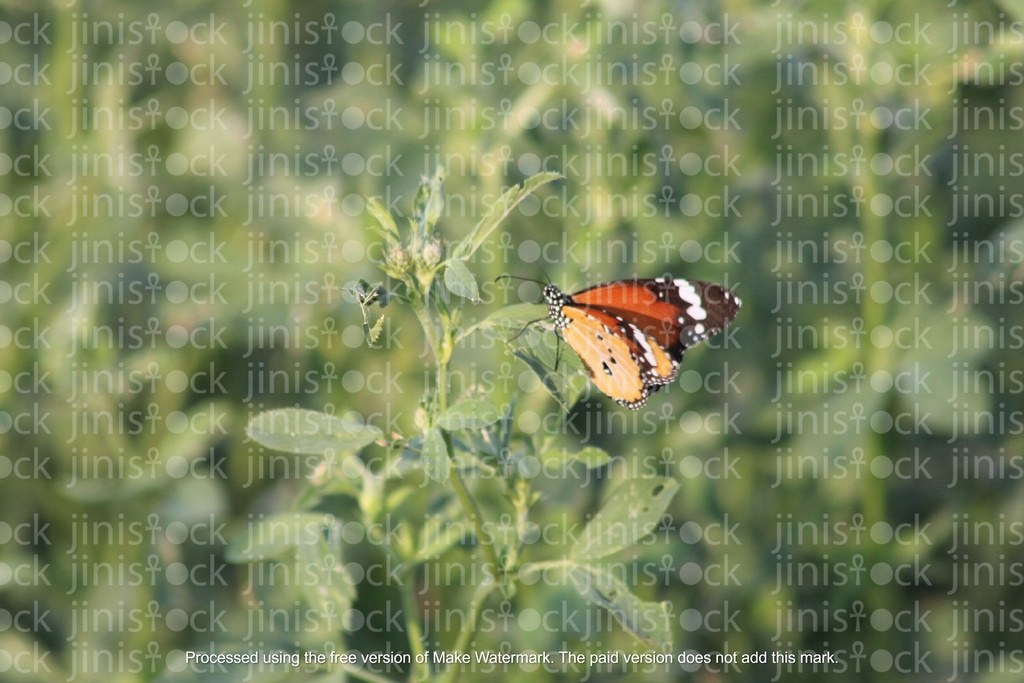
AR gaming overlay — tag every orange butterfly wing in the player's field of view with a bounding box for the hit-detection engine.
[570,278,740,356]
[559,306,665,408]
[543,277,740,408]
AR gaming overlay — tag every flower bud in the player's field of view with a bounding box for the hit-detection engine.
[386,245,411,274]
[422,239,442,268]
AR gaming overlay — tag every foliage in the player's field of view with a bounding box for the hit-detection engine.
[237,173,680,681]
[1,0,1022,681]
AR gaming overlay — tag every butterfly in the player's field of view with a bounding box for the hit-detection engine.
[542,276,741,409]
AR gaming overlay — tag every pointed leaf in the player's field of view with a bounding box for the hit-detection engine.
[225,513,338,562]
[998,0,1024,23]
[541,446,611,470]
[572,477,679,561]
[452,172,562,260]
[568,563,673,650]
[365,314,386,345]
[296,535,355,617]
[457,303,547,344]
[421,427,450,482]
[437,399,501,430]
[386,486,415,513]
[573,447,612,468]
[416,498,469,561]
[247,409,380,455]
[443,258,480,301]
[513,346,587,412]
[413,168,445,233]
[358,470,386,523]
[366,197,400,247]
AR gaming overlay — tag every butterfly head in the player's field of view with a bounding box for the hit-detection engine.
[541,283,563,302]
[542,284,571,329]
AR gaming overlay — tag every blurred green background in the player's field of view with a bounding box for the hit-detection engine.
[3,0,1024,681]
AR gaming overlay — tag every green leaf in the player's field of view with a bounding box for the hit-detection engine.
[413,167,445,234]
[296,535,356,616]
[385,486,415,513]
[541,446,611,470]
[421,427,450,482]
[416,497,469,561]
[247,409,381,455]
[225,513,339,562]
[437,399,501,430]
[366,197,400,248]
[894,306,991,436]
[568,563,673,651]
[301,451,365,507]
[573,447,612,468]
[572,477,679,562]
[358,470,386,524]
[513,342,587,413]
[194,521,356,673]
[365,314,386,345]
[998,0,1024,23]
[452,172,562,260]
[293,477,357,510]
[456,303,546,344]
[63,415,212,500]
[443,258,480,301]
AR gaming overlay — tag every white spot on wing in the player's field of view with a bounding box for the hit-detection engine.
[628,324,658,366]
[674,278,707,321]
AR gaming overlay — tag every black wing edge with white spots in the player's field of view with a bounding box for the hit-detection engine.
[647,276,741,351]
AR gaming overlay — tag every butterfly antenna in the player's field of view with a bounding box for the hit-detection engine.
[497,273,564,372]
[497,273,549,293]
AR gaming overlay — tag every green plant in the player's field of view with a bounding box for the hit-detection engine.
[237,170,679,682]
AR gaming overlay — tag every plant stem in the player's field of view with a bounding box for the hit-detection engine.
[437,354,450,414]
[447,450,501,571]
[414,292,503,664]
[839,12,887,528]
[414,305,440,366]
[855,116,887,529]
[398,569,430,683]
[438,353,503,579]
[445,581,496,683]
[843,17,890,653]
